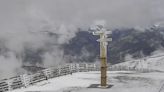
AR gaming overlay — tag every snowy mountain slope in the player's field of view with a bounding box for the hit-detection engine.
[114,53,164,71]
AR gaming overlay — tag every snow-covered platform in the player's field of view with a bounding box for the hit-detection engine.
[10,71,164,92]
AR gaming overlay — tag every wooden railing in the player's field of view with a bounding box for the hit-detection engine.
[0,63,98,92]
[0,63,158,92]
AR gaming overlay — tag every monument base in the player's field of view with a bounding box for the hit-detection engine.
[88,84,113,89]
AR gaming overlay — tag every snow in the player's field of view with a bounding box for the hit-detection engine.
[10,71,164,92]
[115,53,164,71]
[9,53,164,92]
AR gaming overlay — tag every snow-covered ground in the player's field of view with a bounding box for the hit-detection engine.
[9,52,164,92]
[10,71,164,92]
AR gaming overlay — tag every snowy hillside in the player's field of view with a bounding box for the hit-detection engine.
[114,52,164,71]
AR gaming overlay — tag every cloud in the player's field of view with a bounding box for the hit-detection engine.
[94,20,106,27]
[0,52,22,79]
[1,0,164,28]
[0,0,79,79]
[16,0,164,28]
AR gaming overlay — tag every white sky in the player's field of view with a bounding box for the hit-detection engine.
[0,0,164,28]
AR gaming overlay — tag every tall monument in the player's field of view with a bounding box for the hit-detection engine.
[91,24,112,87]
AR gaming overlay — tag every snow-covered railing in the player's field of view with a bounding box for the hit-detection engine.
[0,63,157,92]
[109,64,158,72]
[0,63,99,92]
[0,79,9,92]
[0,76,25,92]
[9,76,24,90]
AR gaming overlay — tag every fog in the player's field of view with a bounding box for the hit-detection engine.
[0,0,164,79]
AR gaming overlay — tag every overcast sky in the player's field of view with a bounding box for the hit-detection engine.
[0,0,164,29]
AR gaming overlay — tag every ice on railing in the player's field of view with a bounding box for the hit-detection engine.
[0,79,9,92]
[0,63,99,92]
[0,63,156,92]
